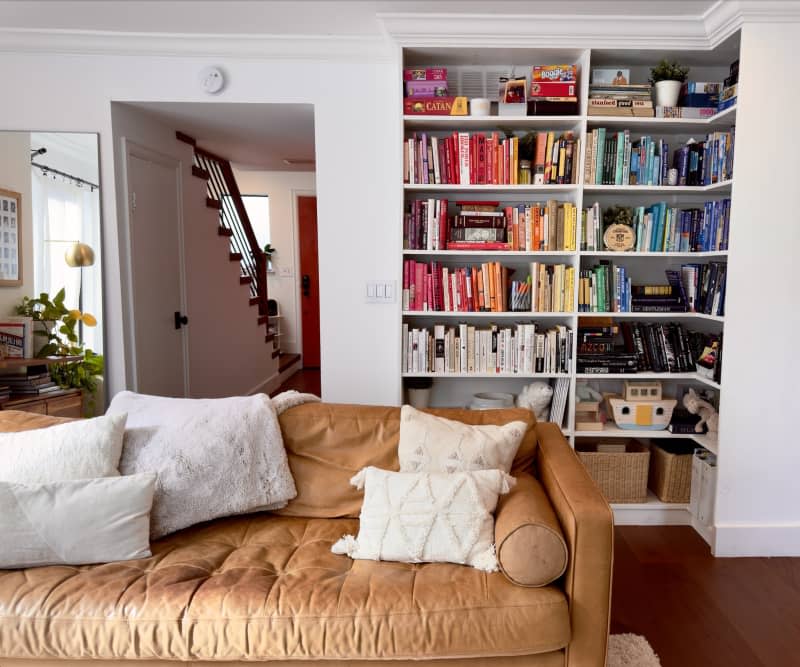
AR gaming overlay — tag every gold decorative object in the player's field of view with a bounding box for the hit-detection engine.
[64,242,95,268]
[603,224,635,251]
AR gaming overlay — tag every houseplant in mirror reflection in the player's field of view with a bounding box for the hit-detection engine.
[15,288,104,414]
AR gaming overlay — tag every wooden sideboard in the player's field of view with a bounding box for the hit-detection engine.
[0,356,85,418]
[2,388,83,417]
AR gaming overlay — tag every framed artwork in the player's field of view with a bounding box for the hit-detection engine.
[0,188,21,286]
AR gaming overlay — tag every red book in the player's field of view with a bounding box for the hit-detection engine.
[471,268,479,311]
[469,135,476,185]
[414,262,424,311]
[459,270,468,312]
[438,198,448,250]
[445,242,511,250]
[403,259,410,292]
[425,271,433,311]
[477,133,486,184]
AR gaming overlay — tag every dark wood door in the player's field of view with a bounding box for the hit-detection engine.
[298,196,320,368]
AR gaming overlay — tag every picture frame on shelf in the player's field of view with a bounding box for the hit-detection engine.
[0,189,21,287]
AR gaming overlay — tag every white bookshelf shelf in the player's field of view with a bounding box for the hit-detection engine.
[575,372,721,390]
[575,424,718,453]
[404,114,581,130]
[403,310,574,318]
[402,372,568,379]
[583,180,732,194]
[579,311,724,322]
[404,183,579,193]
[587,105,736,131]
[579,250,727,258]
[403,249,576,257]
[611,492,691,525]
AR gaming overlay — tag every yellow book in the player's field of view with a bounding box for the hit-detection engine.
[544,132,555,182]
[566,266,575,312]
[511,136,519,185]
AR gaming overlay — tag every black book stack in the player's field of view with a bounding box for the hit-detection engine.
[576,324,639,374]
[0,366,60,396]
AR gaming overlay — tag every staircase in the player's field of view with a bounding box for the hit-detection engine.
[176,131,276,356]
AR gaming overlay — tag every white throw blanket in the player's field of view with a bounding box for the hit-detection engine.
[107,390,319,538]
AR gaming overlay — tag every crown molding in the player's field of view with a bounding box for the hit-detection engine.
[705,1,800,46]
[377,12,711,49]
[0,28,394,63]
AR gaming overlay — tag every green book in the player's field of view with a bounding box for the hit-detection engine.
[595,128,606,185]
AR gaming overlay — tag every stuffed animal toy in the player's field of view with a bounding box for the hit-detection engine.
[682,388,719,433]
[517,381,554,421]
[575,382,603,403]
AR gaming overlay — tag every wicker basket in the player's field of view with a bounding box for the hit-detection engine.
[576,440,650,503]
[648,440,696,503]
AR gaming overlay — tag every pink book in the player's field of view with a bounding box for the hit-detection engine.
[414,262,424,311]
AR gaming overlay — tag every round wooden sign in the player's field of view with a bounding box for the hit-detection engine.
[603,224,636,251]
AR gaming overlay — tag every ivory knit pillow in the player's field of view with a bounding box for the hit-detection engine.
[0,413,127,483]
[332,466,515,572]
[398,405,526,474]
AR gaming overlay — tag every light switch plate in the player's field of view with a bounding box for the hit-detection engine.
[278,266,292,277]
[366,280,397,303]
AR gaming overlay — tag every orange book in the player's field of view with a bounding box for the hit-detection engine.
[471,267,479,311]
[501,265,509,311]
[477,265,486,311]
[534,132,548,184]
[533,205,541,251]
[511,137,519,185]
[543,131,555,183]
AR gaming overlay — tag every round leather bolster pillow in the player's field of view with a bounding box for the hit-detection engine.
[494,472,569,587]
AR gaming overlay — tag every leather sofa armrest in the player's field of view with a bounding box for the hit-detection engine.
[535,422,613,667]
[495,471,569,587]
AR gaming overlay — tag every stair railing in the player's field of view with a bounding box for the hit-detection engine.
[192,147,268,316]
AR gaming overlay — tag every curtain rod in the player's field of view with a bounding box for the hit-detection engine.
[31,161,99,191]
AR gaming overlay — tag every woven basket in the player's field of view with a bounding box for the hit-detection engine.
[576,441,650,503]
[648,440,695,503]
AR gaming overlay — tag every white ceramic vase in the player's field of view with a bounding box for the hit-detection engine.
[654,80,682,107]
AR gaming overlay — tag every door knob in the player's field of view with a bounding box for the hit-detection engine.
[302,274,311,297]
[174,311,189,330]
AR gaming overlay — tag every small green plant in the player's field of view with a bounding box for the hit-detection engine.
[603,205,634,227]
[15,288,104,413]
[649,59,690,84]
[263,243,276,257]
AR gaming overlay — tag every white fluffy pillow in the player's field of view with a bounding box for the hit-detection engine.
[0,413,127,483]
[398,405,526,474]
[0,473,156,568]
[332,466,515,572]
[107,391,297,539]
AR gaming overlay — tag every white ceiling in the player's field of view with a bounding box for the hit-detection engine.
[122,102,316,171]
[2,1,722,35]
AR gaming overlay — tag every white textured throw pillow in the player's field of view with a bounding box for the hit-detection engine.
[0,413,127,483]
[398,405,527,474]
[0,473,156,568]
[332,466,515,572]
[107,391,297,539]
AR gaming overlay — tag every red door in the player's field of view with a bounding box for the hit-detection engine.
[298,196,320,368]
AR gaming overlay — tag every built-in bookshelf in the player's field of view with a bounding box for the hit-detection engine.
[400,38,739,538]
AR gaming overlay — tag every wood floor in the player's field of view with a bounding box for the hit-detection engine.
[612,526,800,667]
[271,373,800,665]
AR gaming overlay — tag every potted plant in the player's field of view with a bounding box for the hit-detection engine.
[649,59,690,108]
[16,288,104,414]
[263,243,276,270]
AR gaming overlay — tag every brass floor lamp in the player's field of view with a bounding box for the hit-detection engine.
[64,242,95,344]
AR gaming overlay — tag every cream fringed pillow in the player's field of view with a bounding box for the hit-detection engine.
[398,405,526,474]
[331,466,515,572]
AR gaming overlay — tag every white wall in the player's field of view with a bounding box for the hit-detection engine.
[713,22,800,556]
[0,51,401,404]
[0,132,34,315]
[233,168,316,356]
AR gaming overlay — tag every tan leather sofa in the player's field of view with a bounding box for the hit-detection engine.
[0,403,613,667]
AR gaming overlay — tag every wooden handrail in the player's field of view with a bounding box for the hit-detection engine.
[178,131,269,315]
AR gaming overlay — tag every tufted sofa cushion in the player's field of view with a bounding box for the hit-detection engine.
[0,513,570,661]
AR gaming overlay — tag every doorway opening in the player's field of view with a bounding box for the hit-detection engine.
[112,101,318,398]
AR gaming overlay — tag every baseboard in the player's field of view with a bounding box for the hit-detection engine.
[713,522,800,556]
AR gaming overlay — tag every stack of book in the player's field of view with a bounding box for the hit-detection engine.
[403,199,579,251]
[404,130,579,185]
[528,65,579,116]
[719,59,738,111]
[578,262,631,312]
[588,84,653,117]
[584,128,735,186]
[402,259,527,313]
[0,368,60,396]
[576,322,638,374]
[401,322,572,375]
[654,81,723,119]
[531,262,575,312]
